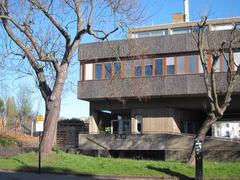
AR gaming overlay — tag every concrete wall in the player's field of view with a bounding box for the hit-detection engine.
[79,30,236,62]
[78,133,240,161]
[78,73,240,101]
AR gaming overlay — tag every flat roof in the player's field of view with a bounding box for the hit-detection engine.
[129,17,240,33]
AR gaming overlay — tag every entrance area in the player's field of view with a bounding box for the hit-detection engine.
[94,109,131,135]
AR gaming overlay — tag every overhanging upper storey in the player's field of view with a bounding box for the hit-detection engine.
[79,30,235,62]
[78,18,240,101]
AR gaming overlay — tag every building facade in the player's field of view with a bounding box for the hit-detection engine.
[78,16,240,137]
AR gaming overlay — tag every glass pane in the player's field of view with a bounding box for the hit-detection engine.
[95,64,102,80]
[234,52,240,71]
[114,61,121,76]
[124,60,132,78]
[135,60,142,77]
[172,27,189,34]
[137,31,150,38]
[104,63,112,79]
[211,56,220,72]
[167,65,175,74]
[188,55,197,74]
[166,57,175,75]
[223,53,229,72]
[155,58,163,75]
[177,56,185,74]
[145,59,152,76]
[198,56,204,73]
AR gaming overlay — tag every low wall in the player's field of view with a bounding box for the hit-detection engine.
[78,133,240,161]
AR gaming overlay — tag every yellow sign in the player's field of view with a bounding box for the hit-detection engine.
[36,115,44,121]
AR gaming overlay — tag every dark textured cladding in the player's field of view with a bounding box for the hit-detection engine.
[77,73,240,100]
[79,30,235,61]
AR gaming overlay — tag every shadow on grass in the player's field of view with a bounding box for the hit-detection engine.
[146,165,194,180]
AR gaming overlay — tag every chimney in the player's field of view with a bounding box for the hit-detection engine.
[172,13,185,23]
[184,0,190,22]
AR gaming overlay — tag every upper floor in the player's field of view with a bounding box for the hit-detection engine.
[78,17,240,101]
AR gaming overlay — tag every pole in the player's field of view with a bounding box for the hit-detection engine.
[38,132,41,173]
[195,139,203,180]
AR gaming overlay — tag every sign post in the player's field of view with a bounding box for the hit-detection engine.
[35,115,44,174]
[195,138,203,180]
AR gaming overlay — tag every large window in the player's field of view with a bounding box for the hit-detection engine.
[114,61,121,77]
[95,64,102,80]
[124,60,132,78]
[188,55,197,74]
[176,56,185,74]
[85,64,93,80]
[104,63,112,79]
[134,60,142,77]
[145,59,153,76]
[155,58,163,75]
[166,57,175,75]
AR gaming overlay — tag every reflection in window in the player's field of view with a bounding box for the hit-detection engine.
[135,60,142,77]
[188,55,197,73]
[166,57,175,75]
[155,58,163,75]
[124,60,132,78]
[114,61,121,77]
[95,64,102,80]
[176,56,185,74]
[104,63,112,79]
[145,59,153,76]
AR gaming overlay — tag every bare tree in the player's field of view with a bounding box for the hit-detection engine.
[188,17,240,164]
[0,0,142,153]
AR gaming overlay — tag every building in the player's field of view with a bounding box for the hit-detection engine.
[212,119,240,140]
[77,3,240,160]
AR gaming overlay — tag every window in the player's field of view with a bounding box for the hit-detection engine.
[188,55,197,74]
[84,64,93,80]
[134,60,142,77]
[137,31,150,38]
[114,61,121,77]
[104,63,112,79]
[198,56,204,73]
[166,57,175,75]
[95,64,102,80]
[150,29,168,36]
[176,56,185,74]
[145,59,153,76]
[222,53,229,72]
[210,24,234,31]
[234,52,240,71]
[155,58,163,75]
[211,56,221,72]
[171,27,189,34]
[124,60,132,78]
[225,131,230,138]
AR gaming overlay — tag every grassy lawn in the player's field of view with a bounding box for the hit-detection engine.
[0,151,239,179]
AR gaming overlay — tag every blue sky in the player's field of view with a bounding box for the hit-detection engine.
[1,0,240,119]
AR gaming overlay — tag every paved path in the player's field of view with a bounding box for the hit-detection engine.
[0,170,170,180]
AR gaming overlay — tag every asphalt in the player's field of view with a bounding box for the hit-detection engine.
[0,169,176,180]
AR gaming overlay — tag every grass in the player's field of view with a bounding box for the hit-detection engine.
[0,151,240,179]
[0,136,18,147]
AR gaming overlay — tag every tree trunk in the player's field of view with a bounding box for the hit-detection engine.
[41,96,61,153]
[187,117,216,164]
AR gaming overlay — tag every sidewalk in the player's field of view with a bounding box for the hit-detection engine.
[0,169,177,180]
